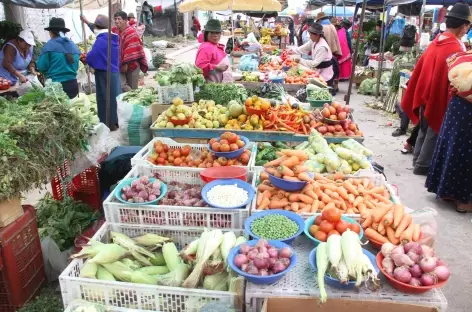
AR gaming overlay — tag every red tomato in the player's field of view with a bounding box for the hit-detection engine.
[322,208,341,223]
[173,150,181,158]
[314,230,327,242]
[162,144,169,152]
[159,152,167,159]
[155,145,164,153]
[327,230,340,237]
[350,223,361,234]
[319,220,335,233]
[181,146,191,156]
[157,157,165,165]
[173,157,182,166]
[335,220,350,234]
[314,216,324,226]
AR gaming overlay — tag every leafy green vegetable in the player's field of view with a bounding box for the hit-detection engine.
[152,52,166,68]
[122,87,157,106]
[168,63,205,89]
[195,83,248,105]
[36,193,100,251]
[18,286,63,312]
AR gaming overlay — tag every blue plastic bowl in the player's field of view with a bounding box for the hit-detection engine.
[227,239,297,285]
[208,136,250,160]
[115,178,167,205]
[267,172,307,192]
[271,78,284,83]
[201,179,255,209]
[309,246,378,289]
[245,210,304,245]
[282,66,291,72]
[304,214,364,246]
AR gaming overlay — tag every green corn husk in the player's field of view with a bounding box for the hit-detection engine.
[220,232,236,265]
[202,271,228,291]
[88,244,128,264]
[156,263,190,287]
[235,236,247,246]
[137,266,169,275]
[162,242,182,271]
[229,276,244,293]
[71,244,101,260]
[110,231,155,258]
[130,271,159,285]
[150,251,166,266]
[121,258,141,270]
[131,250,152,266]
[80,260,98,279]
[96,265,116,281]
[102,262,133,282]
[133,233,171,246]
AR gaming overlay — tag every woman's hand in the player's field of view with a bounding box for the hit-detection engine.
[120,64,128,73]
[18,75,28,83]
[215,64,229,72]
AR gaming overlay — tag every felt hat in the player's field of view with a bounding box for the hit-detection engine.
[446,2,472,22]
[205,19,222,32]
[342,19,352,27]
[18,30,35,46]
[44,17,70,33]
[316,12,329,22]
[94,14,110,29]
[308,23,324,35]
[128,12,135,19]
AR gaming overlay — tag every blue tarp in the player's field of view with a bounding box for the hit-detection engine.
[322,6,355,17]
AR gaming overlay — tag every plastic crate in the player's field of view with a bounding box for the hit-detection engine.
[103,164,254,229]
[60,222,245,311]
[131,137,257,169]
[157,83,194,104]
[0,206,46,311]
[51,160,101,211]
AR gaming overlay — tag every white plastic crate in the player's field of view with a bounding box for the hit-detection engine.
[64,301,146,312]
[245,235,447,312]
[60,222,245,311]
[157,83,194,104]
[250,168,400,220]
[131,137,257,169]
[103,164,254,229]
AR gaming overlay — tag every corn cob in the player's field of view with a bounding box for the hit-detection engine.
[132,233,171,246]
[88,244,128,264]
[96,265,116,281]
[110,231,155,258]
[80,260,98,279]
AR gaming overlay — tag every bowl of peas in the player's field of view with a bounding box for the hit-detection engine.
[244,210,304,245]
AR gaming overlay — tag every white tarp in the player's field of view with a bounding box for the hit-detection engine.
[0,0,72,8]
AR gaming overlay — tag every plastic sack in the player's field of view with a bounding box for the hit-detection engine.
[238,54,259,72]
[117,94,152,146]
[144,48,155,71]
[41,236,73,282]
[17,74,42,96]
[152,40,168,49]
[408,207,438,247]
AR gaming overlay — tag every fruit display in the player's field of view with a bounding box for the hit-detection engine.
[284,67,322,85]
[307,209,361,242]
[244,95,271,113]
[146,139,252,167]
[242,72,260,82]
[318,101,351,122]
[260,27,274,37]
[209,132,246,153]
[306,85,332,101]
[118,176,163,203]
[0,76,12,89]
[156,98,192,127]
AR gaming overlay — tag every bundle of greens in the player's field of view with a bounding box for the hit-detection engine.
[36,193,100,251]
[19,287,63,312]
[152,52,166,68]
[0,81,89,201]
[195,83,247,105]
[168,63,205,89]
[122,87,157,106]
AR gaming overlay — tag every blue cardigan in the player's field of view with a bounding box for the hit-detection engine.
[86,32,120,72]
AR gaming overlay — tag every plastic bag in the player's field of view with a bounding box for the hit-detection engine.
[17,74,42,96]
[144,48,154,70]
[152,40,168,49]
[41,236,73,282]
[238,54,259,72]
[117,94,152,146]
[408,207,438,246]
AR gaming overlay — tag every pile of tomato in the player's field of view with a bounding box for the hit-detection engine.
[308,208,361,242]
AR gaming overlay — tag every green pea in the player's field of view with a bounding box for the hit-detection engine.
[250,214,299,240]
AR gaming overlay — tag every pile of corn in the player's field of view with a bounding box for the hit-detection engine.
[74,229,245,291]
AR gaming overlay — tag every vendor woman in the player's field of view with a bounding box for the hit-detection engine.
[195,19,232,83]
[0,30,35,85]
[289,23,334,86]
[36,18,81,99]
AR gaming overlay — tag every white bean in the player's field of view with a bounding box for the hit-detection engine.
[207,184,248,207]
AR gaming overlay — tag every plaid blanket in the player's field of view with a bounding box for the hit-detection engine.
[119,26,148,73]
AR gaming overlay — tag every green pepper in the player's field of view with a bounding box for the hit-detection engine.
[255,160,267,166]
[274,141,290,149]
[256,147,274,161]
[257,142,267,151]
[263,151,277,161]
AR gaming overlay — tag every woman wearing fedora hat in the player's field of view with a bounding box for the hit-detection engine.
[0,29,36,86]
[289,23,335,87]
[195,19,232,83]
[36,17,81,99]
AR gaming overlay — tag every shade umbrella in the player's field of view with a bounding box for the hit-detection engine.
[280,6,304,15]
[179,0,282,12]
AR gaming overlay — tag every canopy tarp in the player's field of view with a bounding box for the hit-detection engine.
[66,0,120,9]
[179,0,282,13]
[320,6,354,17]
[0,0,121,9]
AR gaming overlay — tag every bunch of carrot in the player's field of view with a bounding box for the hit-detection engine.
[362,204,421,245]
[263,104,312,134]
[263,150,313,183]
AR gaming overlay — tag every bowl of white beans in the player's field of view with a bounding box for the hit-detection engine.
[201,179,255,209]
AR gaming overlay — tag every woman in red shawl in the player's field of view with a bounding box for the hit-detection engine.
[400,2,470,176]
[114,10,148,92]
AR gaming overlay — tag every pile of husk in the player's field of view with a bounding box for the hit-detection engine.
[0,81,89,201]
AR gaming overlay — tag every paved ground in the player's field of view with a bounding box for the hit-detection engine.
[24,44,471,311]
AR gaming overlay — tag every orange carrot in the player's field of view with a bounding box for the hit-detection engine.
[311,200,320,212]
[260,171,269,181]
[269,199,289,209]
[302,183,313,192]
[386,227,400,244]
[279,149,308,161]
[330,191,340,199]
[362,178,370,188]
[324,202,336,210]
[395,214,412,238]
[361,213,373,229]
[292,165,308,174]
[353,196,363,207]
[383,210,394,227]
[258,184,274,192]
[400,222,415,243]
[283,176,301,182]
[365,228,389,244]
[263,156,287,168]
[265,167,281,177]
[343,181,359,196]
[371,222,379,231]
[278,165,295,177]
[284,205,291,211]
[298,172,314,183]
[298,193,314,205]
[257,192,264,206]
[367,186,386,194]
[371,192,391,204]
[291,202,299,212]
[378,221,385,235]
[347,194,355,204]
[321,194,332,205]
[314,188,323,199]
[412,224,421,242]
[281,156,300,168]
[372,205,391,223]
[364,199,376,210]
[288,193,300,202]
[392,204,404,229]
[357,202,367,215]
[318,201,325,210]
[321,183,338,192]
[346,208,355,214]
[337,186,349,201]
[304,189,318,200]
[324,189,333,197]
[262,190,272,200]
[259,197,270,210]
[300,204,311,213]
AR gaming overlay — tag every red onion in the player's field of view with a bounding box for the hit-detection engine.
[148,194,157,201]
[239,243,251,255]
[151,181,161,189]
[421,245,435,258]
[241,263,248,272]
[267,248,278,258]
[247,249,258,261]
[420,273,437,286]
[256,239,269,248]
[409,264,422,278]
[406,250,420,264]
[279,247,293,259]
[419,256,437,273]
[140,176,150,184]
[254,254,269,270]
[403,242,421,254]
[381,242,395,257]
[409,277,422,287]
[246,263,259,275]
[267,257,276,269]
[122,186,131,193]
[279,257,290,267]
[434,266,450,281]
[436,258,446,267]
[234,254,249,268]
[121,194,128,201]
[393,266,412,283]
[272,260,287,274]
[382,256,395,276]
[259,269,269,276]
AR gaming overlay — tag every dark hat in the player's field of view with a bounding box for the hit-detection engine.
[45,17,70,33]
[308,23,324,35]
[94,14,110,29]
[128,12,135,19]
[446,2,472,22]
[376,20,384,27]
[342,19,352,27]
[204,19,222,33]
[316,12,329,22]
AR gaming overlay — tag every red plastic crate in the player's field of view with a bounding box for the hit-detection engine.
[0,205,45,311]
[51,160,101,211]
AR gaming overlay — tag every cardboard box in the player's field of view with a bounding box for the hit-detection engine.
[261,298,438,312]
[0,198,24,227]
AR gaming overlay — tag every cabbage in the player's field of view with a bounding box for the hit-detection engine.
[358,78,375,94]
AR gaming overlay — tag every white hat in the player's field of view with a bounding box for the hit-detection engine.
[439,23,446,32]
[18,30,35,46]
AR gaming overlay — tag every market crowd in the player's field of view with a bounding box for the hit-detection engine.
[0,10,149,131]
